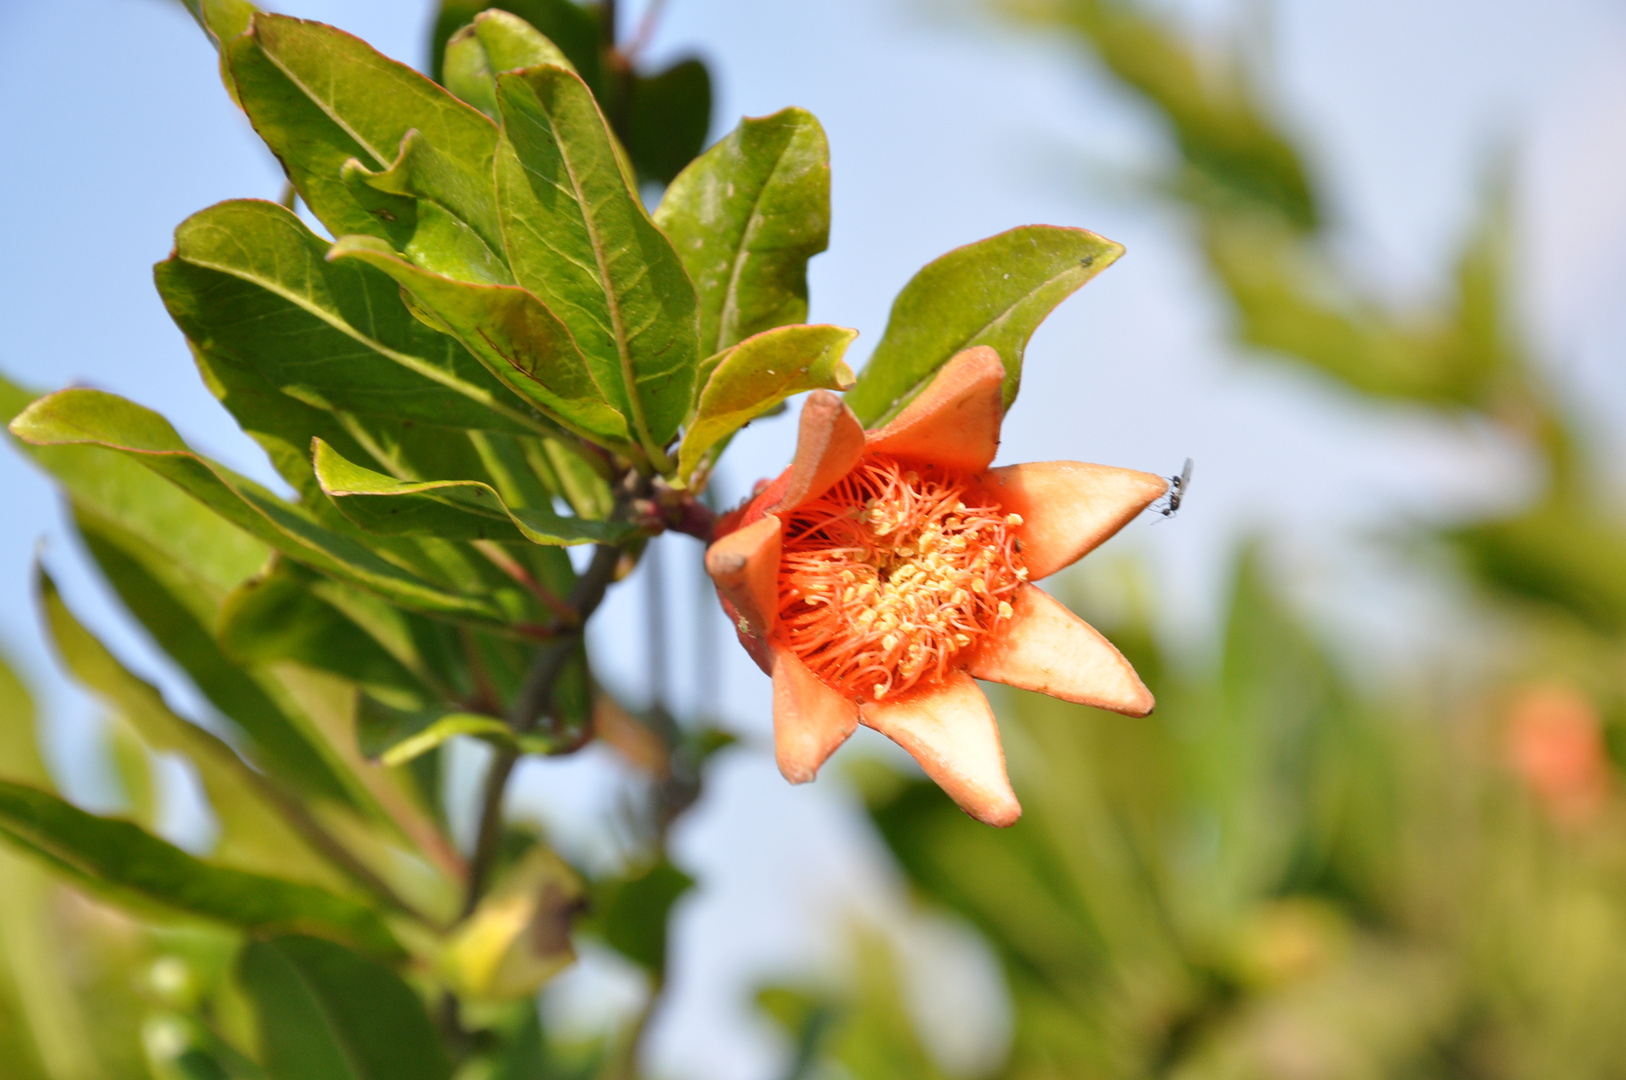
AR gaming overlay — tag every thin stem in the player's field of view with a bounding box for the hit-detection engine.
[461,544,624,916]
[623,0,670,61]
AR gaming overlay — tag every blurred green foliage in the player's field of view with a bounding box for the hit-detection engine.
[758,0,1626,1077]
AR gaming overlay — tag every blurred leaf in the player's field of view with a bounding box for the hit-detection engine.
[37,564,354,882]
[157,200,542,437]
[3,373,268,603]
[238,934,448,1080]
[622,57,711,186]
[1008,0,1317,228]
[589,860,692,977]
[431,0,602,94]
[10,390,513,626]
[1453,500,1626,636]
[444,11,576,119]
[227,14,502,281]
[142,1012,263,1080]
[0,654,101,1080]
[655,107,830,355]
[313,438,633,546]
[495,64,700,461]
[0,651,49,792]
[440,847,582,999]
[846,225,1123,425]
[217,557,428,702]
[328,237,633,448]
[71,516,369,811]
[676,324,857,483]
[356,698,553,766]
[0,782,402,960]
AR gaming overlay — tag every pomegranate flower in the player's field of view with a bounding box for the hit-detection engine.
[705,347,1167,826]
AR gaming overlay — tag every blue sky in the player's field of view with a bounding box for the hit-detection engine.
[2,0,1625,1075]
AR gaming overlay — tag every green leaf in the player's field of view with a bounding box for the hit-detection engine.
[495,64,700,464]
[157,200,542,436]
[67,521,370,813]
[327,236,632,448]
[0,782,402,959]
[623,58,712,186]
[439,847,581,999]
[218,558,428,703]
[313,439,633,546]
[9,390,513,626]
[845,225,1124,425]
[0,653,48,791]
[431,0,603,94]
[444,11,576,120]
[356,698,552,767]
[227,13,504,283]
[677,324,857,483]
[35,566,347,881]
[3,373,269,601]
[238,935,449,1080]
[589,860,693,977]
[655,107,831,355]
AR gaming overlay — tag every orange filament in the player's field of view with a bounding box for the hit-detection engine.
[776,455,1026,702]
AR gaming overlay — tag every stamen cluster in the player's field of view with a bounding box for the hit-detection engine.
[776,456,1027,701]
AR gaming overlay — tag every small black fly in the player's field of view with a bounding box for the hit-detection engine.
[1155,458,1193,518]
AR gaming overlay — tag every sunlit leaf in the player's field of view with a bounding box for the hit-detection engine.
[655,107,830,355]
[431,0,602,94]
[444,10,575,119]
[439,846,582,999]
[677,324,857,483]
[313,438,633,546]
[495,64,700,462]
[227,13,504,284]
[9,390,514,626]
[846,225,1123,425]
[157,200,542,436]
[328,237,633,448]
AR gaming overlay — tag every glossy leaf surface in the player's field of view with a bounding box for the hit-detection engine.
[313,439,632,546]
[9,390,510,625]
[431,0,602,93]
[158,200,540,436]
[228,14,503,281]
[495,64,699,459]
[329,237,631,447]
[846,225,1124,425]
[238,935,449,1080]
[0,782,401,959]
[443,10,575,120]
[656,107,830,355]
[677,324,857,482]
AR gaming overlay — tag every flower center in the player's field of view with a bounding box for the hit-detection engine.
[775,455,1027,702]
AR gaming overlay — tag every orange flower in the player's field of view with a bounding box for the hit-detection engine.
[705,347,1167,826]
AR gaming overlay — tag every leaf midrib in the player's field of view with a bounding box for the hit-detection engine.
[184,244,547,436]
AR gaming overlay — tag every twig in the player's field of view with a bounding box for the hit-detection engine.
[461,544,624,916]
[623,0,671,62]
[473,540,577,624]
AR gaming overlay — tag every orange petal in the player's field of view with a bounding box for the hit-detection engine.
[771,643,860,783]
[859,670,1021,827]
[982,461,1167,580]
[865,346,1004,473]
[705,513,781,639]
[969,585,1154,716]
[770,390,867,513]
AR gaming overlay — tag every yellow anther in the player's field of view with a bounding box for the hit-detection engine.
[1005,512,1024,526]
[997,600,1013,619]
